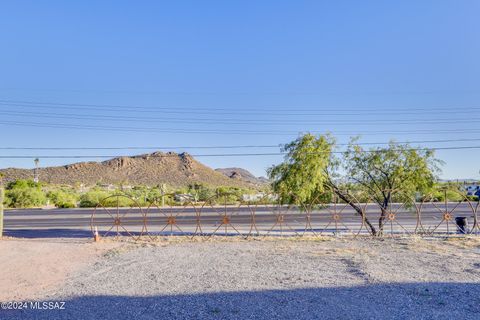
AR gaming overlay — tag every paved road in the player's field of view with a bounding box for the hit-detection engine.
[3,202,478,238]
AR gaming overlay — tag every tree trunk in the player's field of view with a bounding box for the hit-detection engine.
[378,207,387,236]
[332,188,377,236]
[377,193,391,236]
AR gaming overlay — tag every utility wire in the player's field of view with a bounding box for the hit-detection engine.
[2,102,476,117]
[1,145,480,159]
[1,119,480,135]
[2,138,480,150]
[0,109,478,125]
[1,99,479,115]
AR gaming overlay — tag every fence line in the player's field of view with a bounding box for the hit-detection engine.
[90,191,480,240]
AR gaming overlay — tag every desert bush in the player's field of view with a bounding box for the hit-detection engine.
[188,184,215,202]
[79,189,111,207]
[431,189,465,202]
[5,179,47,208]
[47,189,78,208]
[100,195,136,207]
[466,195,479,202]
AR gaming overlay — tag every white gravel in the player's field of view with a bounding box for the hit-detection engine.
[4,237,480,319]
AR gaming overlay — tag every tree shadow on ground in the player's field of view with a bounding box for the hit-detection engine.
[4,283,480,320]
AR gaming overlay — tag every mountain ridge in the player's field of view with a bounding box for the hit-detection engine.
[0,152,260,188]
[215,167,269,185]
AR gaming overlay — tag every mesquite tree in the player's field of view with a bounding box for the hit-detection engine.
[268,134,441,236]
[343,140,441,234]
[268,134,334,205]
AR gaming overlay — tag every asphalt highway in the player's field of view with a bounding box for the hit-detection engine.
[3,202,478,238]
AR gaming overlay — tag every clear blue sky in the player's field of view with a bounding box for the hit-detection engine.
[0,0,479,179]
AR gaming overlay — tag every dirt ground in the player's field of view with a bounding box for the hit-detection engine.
[0,238,119,301]
[1,236,480,319]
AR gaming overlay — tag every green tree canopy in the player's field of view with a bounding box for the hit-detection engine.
[267,133,335,204]
[344,139,442,233]
[268,134,442,235]
[344,140,441,206]
[5,179,46,208]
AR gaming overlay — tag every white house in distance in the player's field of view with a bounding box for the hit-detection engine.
[242,193,278,202]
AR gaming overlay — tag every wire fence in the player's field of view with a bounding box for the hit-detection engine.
[90,190,480,240]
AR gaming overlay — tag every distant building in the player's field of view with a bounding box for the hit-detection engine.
[242,193,278,202]
[242,193,264,202]
[174,193,195,203]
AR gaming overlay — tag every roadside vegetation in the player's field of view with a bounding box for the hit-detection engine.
[268,133,478,236]
[3,180,47,208]
[0,180,260,209]
[1,134,478,214]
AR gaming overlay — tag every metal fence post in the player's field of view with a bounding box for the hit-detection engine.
[161,183,166,207]
[0,184,4,238]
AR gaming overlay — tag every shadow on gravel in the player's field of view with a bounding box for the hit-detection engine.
[4,229,142,239]
[4,283,480,320]
[3,229,93,238]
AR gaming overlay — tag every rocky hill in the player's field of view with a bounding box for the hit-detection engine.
[215,167,269,185]
[0,152,257,188]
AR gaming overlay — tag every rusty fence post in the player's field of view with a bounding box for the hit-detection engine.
[0,183,4,238]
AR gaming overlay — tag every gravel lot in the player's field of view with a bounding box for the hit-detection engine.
[2,236,480,319]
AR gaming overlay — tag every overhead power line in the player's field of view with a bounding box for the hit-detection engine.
[2,138,480,150]
[2,102,476,117]
[0,145,280,150]
[1,145,480,159]
[1,119,480,136]
[0,109,478,126]
[0,99,479,116]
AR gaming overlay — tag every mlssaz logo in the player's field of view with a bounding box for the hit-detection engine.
[29,301,66,310]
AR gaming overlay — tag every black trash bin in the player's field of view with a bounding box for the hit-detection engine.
[455,217,468,234]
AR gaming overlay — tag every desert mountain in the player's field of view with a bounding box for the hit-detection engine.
[0,152,256,188]
[215,167,269,185]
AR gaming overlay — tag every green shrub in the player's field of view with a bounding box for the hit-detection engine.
[101,195,136,207]
[188,184,215,202]
[432,190,464,202]
[5,180,46,208]
[146,187,163,203]
[79,189,136,207]
[47,190,78,208]
[79,189,111,207]
[466,195,479,202]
